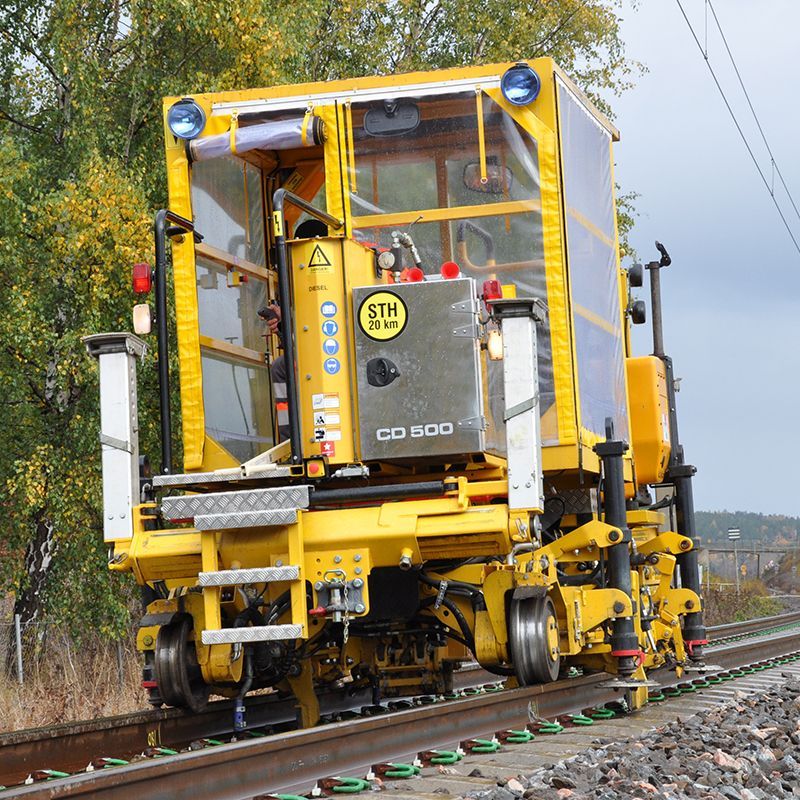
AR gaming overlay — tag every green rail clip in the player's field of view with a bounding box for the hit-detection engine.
[429,750,462,765]
[376,764,420,779]
[531,722,564,734]
[99,758,129,768]
[142,747,179,758]
[464,739,500,754]
[501,729,535,744]
[329,777,371,794]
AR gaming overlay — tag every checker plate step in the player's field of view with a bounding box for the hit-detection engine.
[201,624,302,644]
[161,485,310,521]
[197,566,300,586]
[195,509,298,530]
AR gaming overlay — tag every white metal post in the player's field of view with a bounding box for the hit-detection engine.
[83,333,147,541]
[493,299,545,513]
[728,527,741,594]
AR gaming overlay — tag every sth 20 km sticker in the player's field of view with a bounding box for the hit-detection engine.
[358,291,408,341]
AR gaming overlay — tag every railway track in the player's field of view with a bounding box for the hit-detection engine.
[2,611,800,798]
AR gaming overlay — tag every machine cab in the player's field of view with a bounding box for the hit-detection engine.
[162,59,647,489]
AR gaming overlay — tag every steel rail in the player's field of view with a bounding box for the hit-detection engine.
[0,665,494,788]
[4,622,800,800]
[4,607,795,781]
[704,608,800,639]
[1,611,798,787]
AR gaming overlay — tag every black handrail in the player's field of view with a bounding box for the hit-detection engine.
[272,189,343,464]
[153,209,196,475]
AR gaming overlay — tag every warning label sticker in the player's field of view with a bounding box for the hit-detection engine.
[312,393,340,410]
[314,411,341,426]
[308,244,332,273]
[314,427,342,442]
[357,290,408,341]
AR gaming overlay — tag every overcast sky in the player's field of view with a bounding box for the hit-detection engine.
[602,0,800,516]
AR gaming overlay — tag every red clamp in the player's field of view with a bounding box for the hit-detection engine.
[611,649,645,666]
[685,639,708,656]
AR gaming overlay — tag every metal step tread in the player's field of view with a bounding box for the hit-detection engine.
[162,485,310,521]
[197,566,300,586]
[201,624,303,645]
[153,464,294,488]
[195,508,298,531]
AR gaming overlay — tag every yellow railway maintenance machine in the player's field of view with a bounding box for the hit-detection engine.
[85,59,709,727]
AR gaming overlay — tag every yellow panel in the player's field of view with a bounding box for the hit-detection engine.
[163,103,205,470]
[626,356,671,485]
[130,529,202,583]
[291,237,375,463]
[320,104,348,236]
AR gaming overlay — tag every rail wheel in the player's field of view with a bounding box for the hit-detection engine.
[154,614,209,712]
[508,595,561,686]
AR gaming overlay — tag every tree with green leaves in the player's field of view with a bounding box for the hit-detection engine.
[0,0,638,636]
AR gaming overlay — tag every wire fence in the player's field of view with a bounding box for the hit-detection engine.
[0,617,145,732]
[0,616,136,687]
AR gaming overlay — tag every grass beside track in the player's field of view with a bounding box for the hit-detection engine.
[0,632,146,734]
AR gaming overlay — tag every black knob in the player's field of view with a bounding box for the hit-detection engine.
[366,357,400,387]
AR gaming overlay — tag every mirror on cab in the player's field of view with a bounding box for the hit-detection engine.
[364,100,421,137]
[463,156,514,194]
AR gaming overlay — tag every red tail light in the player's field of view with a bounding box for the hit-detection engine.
[440,261,460,280]
[482,279,502,301]
[406,267,425,282]
[132,263,152,294]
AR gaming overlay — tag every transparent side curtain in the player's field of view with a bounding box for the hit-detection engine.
[190,155,275,461]
[557,78,628,441]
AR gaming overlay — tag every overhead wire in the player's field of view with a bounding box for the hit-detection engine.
[706,0,800,225]
[674,0,800,256]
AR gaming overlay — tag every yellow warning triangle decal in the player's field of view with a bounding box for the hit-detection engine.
[308,244,332,268]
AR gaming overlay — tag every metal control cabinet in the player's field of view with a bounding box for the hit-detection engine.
[353,279,485,460]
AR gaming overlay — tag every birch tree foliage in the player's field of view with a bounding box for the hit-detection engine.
[0,0,635,633]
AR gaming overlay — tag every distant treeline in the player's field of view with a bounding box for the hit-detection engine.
[695,511,800,547]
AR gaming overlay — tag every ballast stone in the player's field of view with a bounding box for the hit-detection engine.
[467,677,800,800]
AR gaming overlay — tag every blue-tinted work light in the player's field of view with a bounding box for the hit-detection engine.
[500,64,541,106]
[167,99,206,140]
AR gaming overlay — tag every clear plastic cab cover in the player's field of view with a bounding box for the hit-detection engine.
[190,155,275,461]
[557,78,628,443]
[346,90,558,445]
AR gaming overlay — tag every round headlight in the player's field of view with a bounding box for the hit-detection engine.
[500,64,541,106]
[167,99,206,140]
